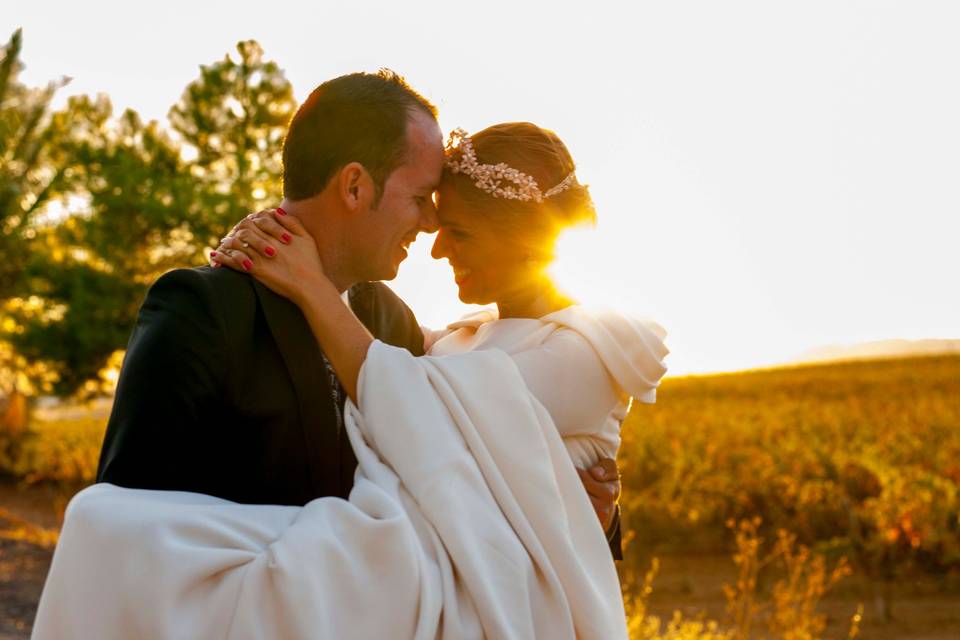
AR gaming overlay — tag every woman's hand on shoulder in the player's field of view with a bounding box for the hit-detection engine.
[211,207,327,304]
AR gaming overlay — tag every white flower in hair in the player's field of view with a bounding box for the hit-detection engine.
[445,128,578,203]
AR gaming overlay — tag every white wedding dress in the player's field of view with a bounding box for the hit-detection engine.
[32,306,667,640]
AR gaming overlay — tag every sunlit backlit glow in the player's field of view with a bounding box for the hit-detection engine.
[547,224,610,309]
[6,1,958,374]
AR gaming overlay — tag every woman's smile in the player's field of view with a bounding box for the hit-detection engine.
[452,264,473,286]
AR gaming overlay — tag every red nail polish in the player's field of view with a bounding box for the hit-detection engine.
[213,262,221,268]
[265,246,276,257]
[242,259,252,271]
[276,207,286,216]
[281,233,291,243]
[210,251,217,257]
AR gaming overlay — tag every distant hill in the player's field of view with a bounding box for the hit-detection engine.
[793,339,960,364]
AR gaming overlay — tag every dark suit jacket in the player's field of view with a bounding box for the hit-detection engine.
[97,266,424,504]
[97,265,621,555]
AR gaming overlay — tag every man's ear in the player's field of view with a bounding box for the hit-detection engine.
[337,162,374,212]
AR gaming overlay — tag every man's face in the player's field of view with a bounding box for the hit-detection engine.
[349,110,444,282]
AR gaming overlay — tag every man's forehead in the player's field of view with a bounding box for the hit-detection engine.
[406,109,442,145]
[404,113,444,186]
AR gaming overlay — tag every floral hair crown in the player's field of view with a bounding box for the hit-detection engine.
[444,128,578,203]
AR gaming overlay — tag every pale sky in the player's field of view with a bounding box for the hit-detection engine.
[5,1,959,375]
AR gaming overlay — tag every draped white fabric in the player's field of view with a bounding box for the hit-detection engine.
[427,305,669,468]
[32,340,628,639]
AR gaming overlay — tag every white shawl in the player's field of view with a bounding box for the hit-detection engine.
[32,340,627,639]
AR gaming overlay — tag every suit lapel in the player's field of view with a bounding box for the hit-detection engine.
[253,280,340,497]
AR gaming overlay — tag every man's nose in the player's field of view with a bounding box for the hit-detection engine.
[420,199,439,234]
[431,230,447,260]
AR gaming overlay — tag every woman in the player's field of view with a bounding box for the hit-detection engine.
[33,124,666,639]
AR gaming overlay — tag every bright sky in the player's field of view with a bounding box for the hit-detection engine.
[6,1,959,375]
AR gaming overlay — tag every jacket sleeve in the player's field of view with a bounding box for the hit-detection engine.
[350,282,425,356]
[607,506,623,560]
[96,268,231,489]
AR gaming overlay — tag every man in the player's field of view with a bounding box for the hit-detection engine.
[96,70,622,551]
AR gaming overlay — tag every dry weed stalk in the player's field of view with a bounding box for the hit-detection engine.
[626,557,732,640]
[723,518,858,640]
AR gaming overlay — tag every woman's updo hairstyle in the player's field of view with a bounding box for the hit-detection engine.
[443,122,596,258]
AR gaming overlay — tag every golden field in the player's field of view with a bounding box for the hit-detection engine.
[620,354,960,573]
[1,354,958,638]
[618,354,960,638]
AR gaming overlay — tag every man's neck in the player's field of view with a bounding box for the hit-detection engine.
[278,198,356,294]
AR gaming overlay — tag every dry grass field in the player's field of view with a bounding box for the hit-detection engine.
[618,354,960,638]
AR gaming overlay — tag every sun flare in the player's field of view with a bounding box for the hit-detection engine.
[547,224,609,308]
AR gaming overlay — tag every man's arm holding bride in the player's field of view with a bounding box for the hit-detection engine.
[579,458,623,560]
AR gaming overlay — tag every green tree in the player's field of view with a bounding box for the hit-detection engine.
[169,39,296,246]
[0,28,100,404]
[3,38,297,397]
[0,28,76,300]
[9,107,194,394]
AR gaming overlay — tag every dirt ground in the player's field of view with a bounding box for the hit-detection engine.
[0,536,50,640]
[0,483,70,640]
[2,483,959,639]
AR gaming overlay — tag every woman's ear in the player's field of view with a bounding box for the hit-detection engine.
[338,162,374,212]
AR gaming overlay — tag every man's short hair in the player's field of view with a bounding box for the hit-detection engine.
[282,70,437,202]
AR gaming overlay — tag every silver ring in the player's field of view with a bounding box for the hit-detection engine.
[241,241,251,249]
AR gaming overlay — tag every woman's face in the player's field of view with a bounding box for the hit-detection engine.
[431,181,539,305]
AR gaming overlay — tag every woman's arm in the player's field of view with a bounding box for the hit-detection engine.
[212,209,372,402]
